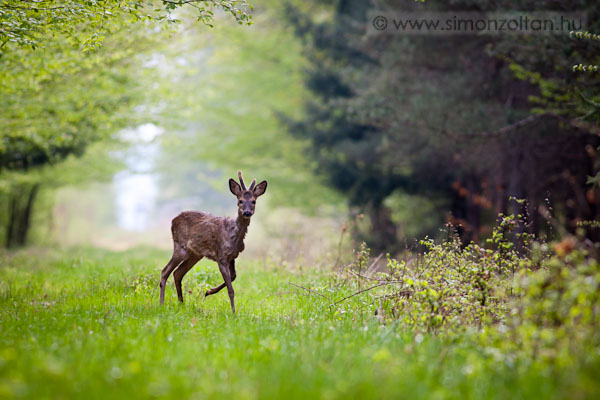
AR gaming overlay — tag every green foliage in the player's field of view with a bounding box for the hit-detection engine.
[0,31,146,171]
[0,0,253,52]
[503,25,600,124]
[0,0,256,247]
[0,0,253,172]
[0,13,158,246]
[490,244,600,366]
[335,215,600,371]
[339,223,528,335]
[571,31,600,75]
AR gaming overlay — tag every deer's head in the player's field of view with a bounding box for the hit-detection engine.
[229,170,267,219]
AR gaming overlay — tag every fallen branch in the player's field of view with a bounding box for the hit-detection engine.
[333,282,390,306]
[348,269,405,284]
[288,282,332,303]
[375,289,412,300]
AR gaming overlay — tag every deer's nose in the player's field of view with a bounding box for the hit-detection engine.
[243,211,252,217]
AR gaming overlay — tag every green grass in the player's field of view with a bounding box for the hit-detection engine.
[0,248,595,399]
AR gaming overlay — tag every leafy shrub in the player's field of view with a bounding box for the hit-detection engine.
[340,214,600,365]
[487,242,600,365]
[343,215,533,333]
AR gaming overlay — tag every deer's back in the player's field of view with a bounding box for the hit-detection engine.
[171,211,232,261]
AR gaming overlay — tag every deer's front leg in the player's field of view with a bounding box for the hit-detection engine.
[218,261,235,314]
[205,260,236,296]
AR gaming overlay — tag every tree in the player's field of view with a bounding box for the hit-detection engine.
[0,0,254,247]
[0,23,152,246]
[285,0,600,251]
[0,0,253,52]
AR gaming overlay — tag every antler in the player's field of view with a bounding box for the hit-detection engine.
[237,170,246,190]
[238,170,257,191]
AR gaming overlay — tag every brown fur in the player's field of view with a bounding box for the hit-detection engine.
[159,171,267,314]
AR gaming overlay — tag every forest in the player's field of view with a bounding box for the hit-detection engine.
[1,0,599,399]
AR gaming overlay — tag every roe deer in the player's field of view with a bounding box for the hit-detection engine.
[159,171,267,314]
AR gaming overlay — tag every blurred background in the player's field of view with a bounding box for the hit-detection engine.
[1,0,599,261]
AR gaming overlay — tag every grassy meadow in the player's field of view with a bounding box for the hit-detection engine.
[1,247,598,400]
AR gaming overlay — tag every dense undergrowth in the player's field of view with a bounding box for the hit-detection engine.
[334,214,600,372]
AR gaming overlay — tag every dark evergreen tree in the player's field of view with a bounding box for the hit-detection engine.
[285,0,600,250]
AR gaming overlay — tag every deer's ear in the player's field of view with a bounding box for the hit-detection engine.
[229,178,242,197]
[253,180,268,197]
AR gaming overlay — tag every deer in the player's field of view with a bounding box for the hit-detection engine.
[159,170,267,314]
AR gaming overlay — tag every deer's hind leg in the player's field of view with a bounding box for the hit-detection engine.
[173,256,201,303]
[159,242,188,305]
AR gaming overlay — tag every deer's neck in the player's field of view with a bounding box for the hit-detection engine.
[231,215,250,252]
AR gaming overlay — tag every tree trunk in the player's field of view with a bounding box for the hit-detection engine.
[5,189,19,248]
[5,183,40,248]
[465,174,481,243]
[367,201,398,252]
[17,183,39,245]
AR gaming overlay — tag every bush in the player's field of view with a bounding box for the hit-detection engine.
[488,242,600,365]
[342,215,531,333]
[339,214,600,365]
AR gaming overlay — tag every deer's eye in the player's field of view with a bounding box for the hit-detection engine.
[251,200,256,205]
[238,200,243,204]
